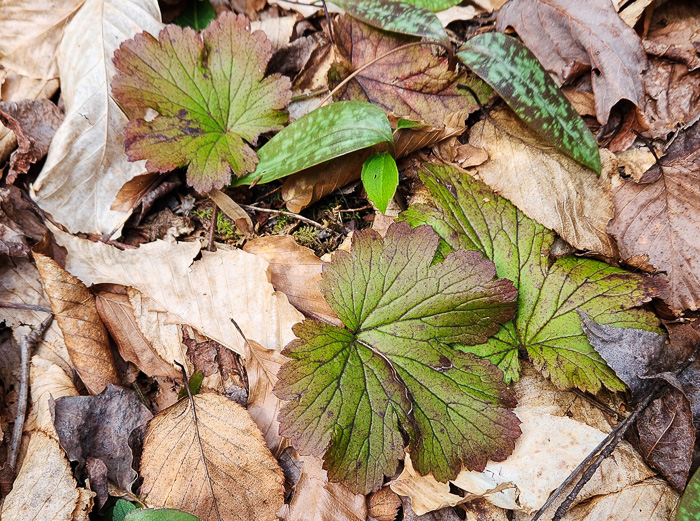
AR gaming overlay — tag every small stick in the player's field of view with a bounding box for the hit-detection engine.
[0,301,52,314]
[239,204,329,231]
[175,361,222,521]
[320,0,334,44]
[207,202,218,252]
[8,315,53,472]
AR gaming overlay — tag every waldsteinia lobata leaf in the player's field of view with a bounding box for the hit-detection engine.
[401,164,661,392]
[232,101,393,186]
[112,13,292,193]
[457,33,601,173]
[274,222,521,494]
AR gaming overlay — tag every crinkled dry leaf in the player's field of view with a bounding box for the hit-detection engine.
[368,487,402,521]
[280,455,367,521]
[0,185,45,257]
[468,109,615,256]
[30,0,163,235]
[609,119,700,312]
[34,250,119,394]
[0,431,83,521]
[27,355,79,435]
[140,393,284,521]
[497,0,647,125]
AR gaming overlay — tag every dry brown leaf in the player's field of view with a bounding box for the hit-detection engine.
[34,251,119,394]
[618,0,655,27]
[265,0,341,19]
[0,186,45,258]
[462,499,509,521]
[244,235,340,325]
[26,355,79,435]
[208,189,253,235]
[436,5,479,26]
[280,455,367,521]
[368,487,402,521]
[30,0,163,235]
[95,291,180,379]
[0,431,84,521]
[250,15,298,52]
[469,109,616,256]
[50,224,304,358]
[140,393,284,521]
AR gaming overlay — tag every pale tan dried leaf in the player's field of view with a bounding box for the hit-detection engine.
[30,0,163,235]
[140,393,284,521]
[618,0,655,27]
[72,488,96,521]
[208,188,253,235]
[26,355,79,435]
[463,499,509,521]
[436,5,479,26]
[469,109,616,256]
[34,251,119,394]
[244,235,340,325]
[250,15,298,52]
[368,487,402,521]
[560,478,679,521]
[266,0,341,19]
[281,455,367,521]
[51,224,303,358]
[95,291,180,379]
[616,147,658,183]
[0,431,81,521]
[128,289,185,368]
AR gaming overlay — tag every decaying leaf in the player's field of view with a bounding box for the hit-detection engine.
[401,163,660,391]
[332,16,488,126]
[609,119,700,312]
[275,222,520,493]
[140,393,284,521]
[497,0,648,125]
[0,185,45,257]
[280,455,367,521]
[112,12,292,192]
[367,487,402,521]
[468,109,615,256]
[33,250,120,395]
[30,0,163,235]
[53,384,153,496]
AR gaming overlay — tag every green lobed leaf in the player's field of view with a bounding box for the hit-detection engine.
[112,13,291,193]
[231,101,393,186]
[457,32,601,173]
[361,152,399,213]
[124,509,199,521]
[107,500,136,521]
[401,163,660,391]
[399,0,463,12]
[174,0,216,30]
[275,222,521,494]
[678,467,700,521]
[331,0,450,46]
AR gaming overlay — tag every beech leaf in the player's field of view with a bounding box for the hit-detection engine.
[401,164,661,392]
[274,222,521,494]
[457,33,600,173]
[112,12,292,193]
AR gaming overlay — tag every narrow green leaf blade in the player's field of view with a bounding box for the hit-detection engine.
[331,0,450,46]
[361,152,399,213]
[457,33,601,173]
[124,508,200,521]
[232,101,393,186]
[678,467,700,521]
[174,0,216,30]
[399,0,462,12]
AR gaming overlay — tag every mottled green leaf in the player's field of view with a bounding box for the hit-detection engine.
[361,152,398,213]
[275,222,520,494]
[399,0,462,12]
[401,164,661,391]
[124,508,199,521]
[112,13,291,192]
[177,370,203,399]
[232,101,393,186]
[174,0,216,30]
[457,32,601,173]
[108,500,136,521]
[678,467,700,521]
[331,0,450,46]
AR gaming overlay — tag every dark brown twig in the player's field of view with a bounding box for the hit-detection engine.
[207,202,218,252]
[239,204,329,231]
[8,315,53,472]
[0,301,52,313]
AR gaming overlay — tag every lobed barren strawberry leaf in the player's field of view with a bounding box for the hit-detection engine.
[401,164,661,392]
[112,13,291,193]
[274,222,521,494]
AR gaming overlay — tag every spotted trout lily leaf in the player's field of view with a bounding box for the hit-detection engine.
[274,222,521,494]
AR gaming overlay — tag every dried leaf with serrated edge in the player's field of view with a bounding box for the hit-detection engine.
[400,163,660,392]
[112,13,291,193]
[33,250,119,395]
[333,16,488,126]
[275,222,520,494]
[497,0,647,125]
[140,393,284,521]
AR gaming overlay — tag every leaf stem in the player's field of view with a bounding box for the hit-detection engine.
[239,204,329,231]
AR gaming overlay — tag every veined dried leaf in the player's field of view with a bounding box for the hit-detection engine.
[34,250,119,394]
[30,0,163,235]
[27,355,79,435]
[140,393,284,521]
[0,185,45,258]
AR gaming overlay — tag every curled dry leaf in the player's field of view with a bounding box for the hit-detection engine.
[280,455,367,521]
[0,185,46,257]
[140,393,284,521]
[468,109,616,256]
[30,0,163,235]
[33,250,119,395]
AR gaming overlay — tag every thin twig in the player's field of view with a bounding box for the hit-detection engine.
[207,202,218,252]
[0,301,52,314]
[239,204,328,231]
[321,0,334,44]
[571,389,624,421]
[338,204,373,213]
[8,315,53,472]
[175,361,222,521]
